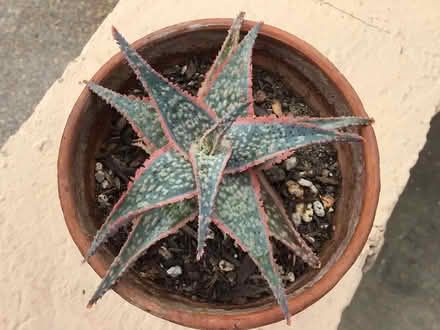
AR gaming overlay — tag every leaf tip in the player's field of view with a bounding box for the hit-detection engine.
[111,25,119,38]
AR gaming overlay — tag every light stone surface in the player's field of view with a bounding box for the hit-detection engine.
[1,1,440,329]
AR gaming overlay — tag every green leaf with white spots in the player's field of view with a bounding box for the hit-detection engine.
[85,147,196,261]
[257,171,320,268]
[225,117,363,173]
[297,116,373,130]
[86,82,167,150]
[112,27,216,154]
[87,198,198,307]
[203,23,261,118]
[213,171,290,322]
[198,12,245,99]
[189,139,232,259]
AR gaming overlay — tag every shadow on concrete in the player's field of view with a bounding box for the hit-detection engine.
[339,112,440,330]
[0,0,118,147]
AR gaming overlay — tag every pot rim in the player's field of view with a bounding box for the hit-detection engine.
[58,17,380,329]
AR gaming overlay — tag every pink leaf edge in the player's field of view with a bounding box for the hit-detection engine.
[87,211,198,308]
[111,27,218,156]
[85,81,158,151]
[84,145,197,262]
[196,24,262,118]
[189,142,233,260]
[224,116,365,174]
[256,170,321,269]
[212,215,291,325]
[197,11,245,99]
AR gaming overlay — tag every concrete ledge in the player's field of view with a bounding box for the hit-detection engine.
[1,1,439,329]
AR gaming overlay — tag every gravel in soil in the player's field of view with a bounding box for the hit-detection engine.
[93,56,340,305]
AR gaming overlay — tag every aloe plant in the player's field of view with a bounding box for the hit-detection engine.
[84,12,372,324]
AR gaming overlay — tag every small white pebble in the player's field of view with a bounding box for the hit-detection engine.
[310,185,319,196]
[95,171,105,183]
[305,235,315,243]
[95,162,103,171]
[286,272,296,283]
[286,180,304,199]
[298,178,312,187]
[298,179,319,196]
[285,157,298,171]
[166,266,182,278]
[302,203,314,222]
[313,201,325,217]
[321,169,330,177]
[219,260,235,272]
[97,194,108,205]
[101,180,111,189]
[329,207,334,213]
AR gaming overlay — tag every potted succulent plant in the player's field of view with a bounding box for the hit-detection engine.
[58,12,380,329]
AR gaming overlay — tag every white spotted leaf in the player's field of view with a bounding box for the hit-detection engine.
[86,82,167,150]
[189,139,232,259]
[198,12,245,99]
[257,170,320,268]
[225,117,363,173]
[88,198,198,307]
[85,147,196,261]
[112,27,216,154]
[296,116,373,130]
[202,23,261,118]
[213,171,290,323]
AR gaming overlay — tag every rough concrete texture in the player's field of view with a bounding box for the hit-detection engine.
[0,0,118,147]
[0,1,439,329]
[339,112,440,330]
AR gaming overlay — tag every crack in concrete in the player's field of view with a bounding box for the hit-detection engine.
[316,0,391,34]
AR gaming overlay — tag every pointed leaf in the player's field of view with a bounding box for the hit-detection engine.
[112,27,216,154]
[256,170,320,268]
[213,171,290,323]
[86,82,167,150]
[85,147,196,260]
[88,198,198,307]
[225,117,363,173]
[197,12,245,99]
[260,116,373,170]
[203,23,261,118]
[189,139,232,259]
[297,116,373,130]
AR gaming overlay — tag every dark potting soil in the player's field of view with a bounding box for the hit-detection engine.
[93,57,340,305]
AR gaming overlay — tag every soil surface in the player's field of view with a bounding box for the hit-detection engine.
[93,57,340,305]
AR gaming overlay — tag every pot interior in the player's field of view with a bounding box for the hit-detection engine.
[70,25,364,317]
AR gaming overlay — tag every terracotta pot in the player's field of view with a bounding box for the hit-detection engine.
[58,17,380,330]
